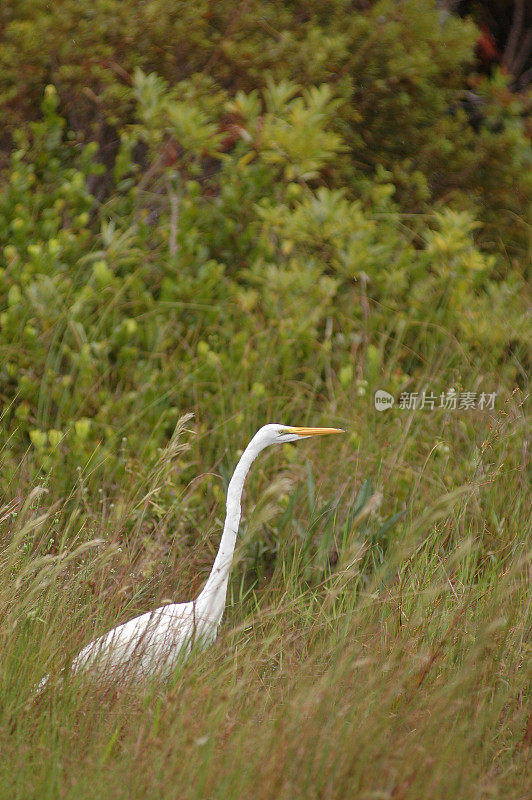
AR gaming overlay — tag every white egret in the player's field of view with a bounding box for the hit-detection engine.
[45,424,343,686]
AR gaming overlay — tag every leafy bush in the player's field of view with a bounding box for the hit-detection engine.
[0,77,529,491]
[0,0,530,247]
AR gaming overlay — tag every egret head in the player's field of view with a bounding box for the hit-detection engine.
[253,423,344,448]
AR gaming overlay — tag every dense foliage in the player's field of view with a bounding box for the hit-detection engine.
[0,0,530,243]
[0,2,529,798]
[0,68,529,487]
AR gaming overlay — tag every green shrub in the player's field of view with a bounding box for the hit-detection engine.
[0,79,528,491]
[0,1,530,248]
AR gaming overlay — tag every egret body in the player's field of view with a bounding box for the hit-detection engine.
[53,424,343,683]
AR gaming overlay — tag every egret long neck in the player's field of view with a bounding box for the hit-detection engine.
[197,438,260,621]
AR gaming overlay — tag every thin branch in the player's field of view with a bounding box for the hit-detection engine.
[169,187,180,259]
[503,0,525,72]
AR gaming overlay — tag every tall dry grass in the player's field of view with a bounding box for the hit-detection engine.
[0,390,529,799]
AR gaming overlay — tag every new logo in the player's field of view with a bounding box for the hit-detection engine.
[374,390,394,412]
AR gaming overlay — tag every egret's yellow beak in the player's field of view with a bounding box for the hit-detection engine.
[285,426,344,436]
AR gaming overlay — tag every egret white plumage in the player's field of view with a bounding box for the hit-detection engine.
[44,424,343,686]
